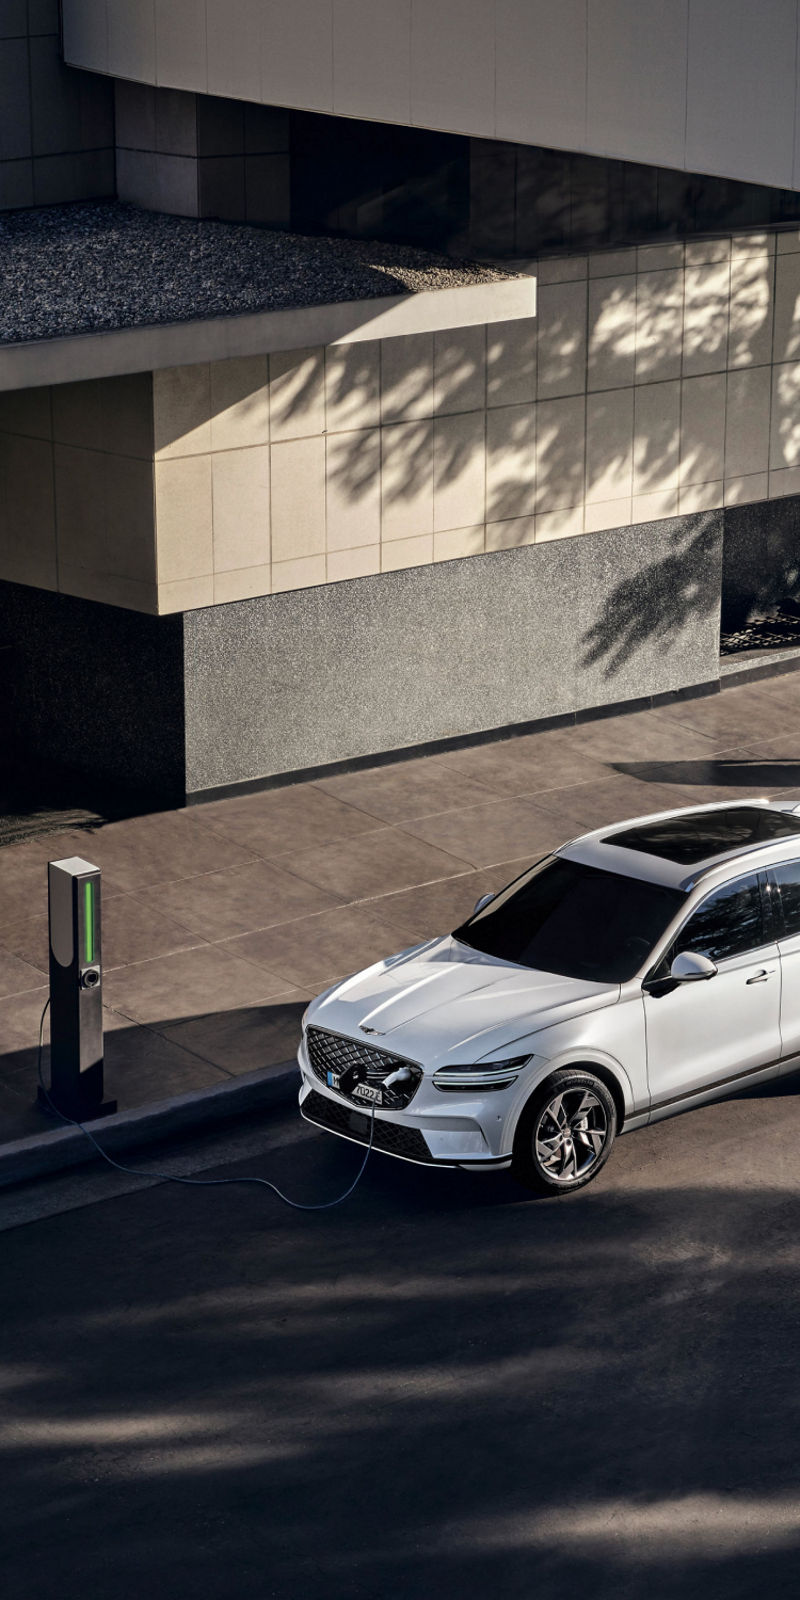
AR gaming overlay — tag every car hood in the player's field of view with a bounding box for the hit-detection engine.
[308,936,619,1068]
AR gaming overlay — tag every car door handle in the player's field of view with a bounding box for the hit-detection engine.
[746,969,775,983]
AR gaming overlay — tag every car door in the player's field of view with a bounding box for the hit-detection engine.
[765,858,800,1068]
[643,870,781,1115]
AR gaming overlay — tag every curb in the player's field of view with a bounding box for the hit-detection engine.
[0,1060,300,1190]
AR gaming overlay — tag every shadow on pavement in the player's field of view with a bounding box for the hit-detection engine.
[2,1081,800,1600]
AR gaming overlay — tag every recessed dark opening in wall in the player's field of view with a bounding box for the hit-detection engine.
[720,498,800,662]
[277,106,800,259]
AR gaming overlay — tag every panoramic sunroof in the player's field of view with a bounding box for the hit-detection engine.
[604,806,800,865]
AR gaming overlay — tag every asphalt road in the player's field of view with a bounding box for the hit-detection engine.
[3,1084,800,1600]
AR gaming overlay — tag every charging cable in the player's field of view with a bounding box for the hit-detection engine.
[36,998,375,1211]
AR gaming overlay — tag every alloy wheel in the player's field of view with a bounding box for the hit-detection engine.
[534,1087,609,1185]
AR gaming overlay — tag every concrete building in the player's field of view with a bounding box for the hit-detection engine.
[3,1,800,805]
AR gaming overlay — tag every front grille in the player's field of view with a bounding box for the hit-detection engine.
[302,1089,434,1164]
[306,1026,422,1109]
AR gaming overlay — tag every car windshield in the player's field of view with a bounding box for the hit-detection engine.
[453,856,685,982]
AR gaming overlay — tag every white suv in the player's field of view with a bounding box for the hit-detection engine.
[298,799,800,1195]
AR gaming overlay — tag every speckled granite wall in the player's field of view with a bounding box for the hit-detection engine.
[182,510,723,795]
[0,582,185,804]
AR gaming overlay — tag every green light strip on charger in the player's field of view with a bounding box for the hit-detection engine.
[84,879,94,965]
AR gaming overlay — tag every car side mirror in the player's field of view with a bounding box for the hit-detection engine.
[472,892,495,916]
[670,950,718,983]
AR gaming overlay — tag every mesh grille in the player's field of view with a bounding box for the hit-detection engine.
[306,1027,421,1109]
[302,1089,434,1164]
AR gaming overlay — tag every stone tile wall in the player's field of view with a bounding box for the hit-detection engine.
[0,0,114,210]
[4,226,800,616]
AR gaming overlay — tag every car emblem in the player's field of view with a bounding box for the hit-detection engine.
[360,1025,378,1034]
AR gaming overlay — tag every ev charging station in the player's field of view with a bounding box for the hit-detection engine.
[39,856,116,1121]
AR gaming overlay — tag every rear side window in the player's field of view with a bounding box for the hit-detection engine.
[673,873,765,964]
[771,860,800,938]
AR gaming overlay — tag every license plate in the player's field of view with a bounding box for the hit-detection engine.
[353,1082,382,1106]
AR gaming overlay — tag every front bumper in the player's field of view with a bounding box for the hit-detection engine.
[298,1034,524,1170]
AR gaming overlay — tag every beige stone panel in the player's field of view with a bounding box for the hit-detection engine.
[209,356,269,451]
[637,244,683,273]
[0,387,51,440]
[106,456,157,582]
[587,274,637,391]
[271,555,326,592]
[103,375,154,459]
[212,445,270,573]
[536,279,587,399]
[731,233,775,259]
[325,342,381,433]
[777,231,800,253]
[433,411,485,534]
[55,447,154,584]
[725,366,771,478]
[60,565,159,613]
[153,364,212,458]
[534,505,584,541]
[584,499,632,533]
[433,325,486,415]
[0,435,56,569]
[680,374,726,486]
[52,380,105,452]
[772,251,800,364]
[486,403,536,522]
[154,455,213,582]
[537,257,587,284]
[535,394,585,512]
[270,435,326,562]
[768,465,800,498]
[724,474,769,505]
[728,254,775,368]
[380,333,434,422]
[633,380,680,493]
[381,419,433,539]
[631,489,679,522]
[487,318,536,408]
[0,549,58,590]
[380,534,433,571]
[156,576,214,613]
[678,481,723,513]
[586,388,634,504]
[635,268,683,383]
[589,249,638,278]
[486,516,537,551]
[434,524,485,562]
[213,565,273,604]
[53,374,154,458]
[683,261,730,376]
[770,362,800,468]
[685,239,731,266]
[326,546,381,583]
[325,429,380,551]
[269,347,325,440]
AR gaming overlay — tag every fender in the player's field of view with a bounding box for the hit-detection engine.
[503,1044,639,1153]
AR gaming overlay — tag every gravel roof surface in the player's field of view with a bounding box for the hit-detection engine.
[0,201,515,345]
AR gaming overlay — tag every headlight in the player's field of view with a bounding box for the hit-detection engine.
[432,1055,531,1092]
[301,1005,311,1032]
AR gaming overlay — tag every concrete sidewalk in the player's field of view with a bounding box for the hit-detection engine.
[3,662,800,1183]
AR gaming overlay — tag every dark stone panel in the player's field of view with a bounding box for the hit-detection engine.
[722,496,800,630]
[0,582,185,806]
[183,512,723,794]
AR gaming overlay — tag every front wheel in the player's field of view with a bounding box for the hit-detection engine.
[511,1069,617,1196]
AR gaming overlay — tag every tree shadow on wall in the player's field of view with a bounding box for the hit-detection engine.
[580,516,722,678]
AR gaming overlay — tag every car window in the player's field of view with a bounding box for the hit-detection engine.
[453,856,685,983]
[672,873,765,964]
[771,859,800,938]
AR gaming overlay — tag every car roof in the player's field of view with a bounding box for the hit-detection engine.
[559,797,800,892]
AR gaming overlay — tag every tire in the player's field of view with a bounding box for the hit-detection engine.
[511,1068,617,1196]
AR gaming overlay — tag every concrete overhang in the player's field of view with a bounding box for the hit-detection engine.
[0,275,536,392]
